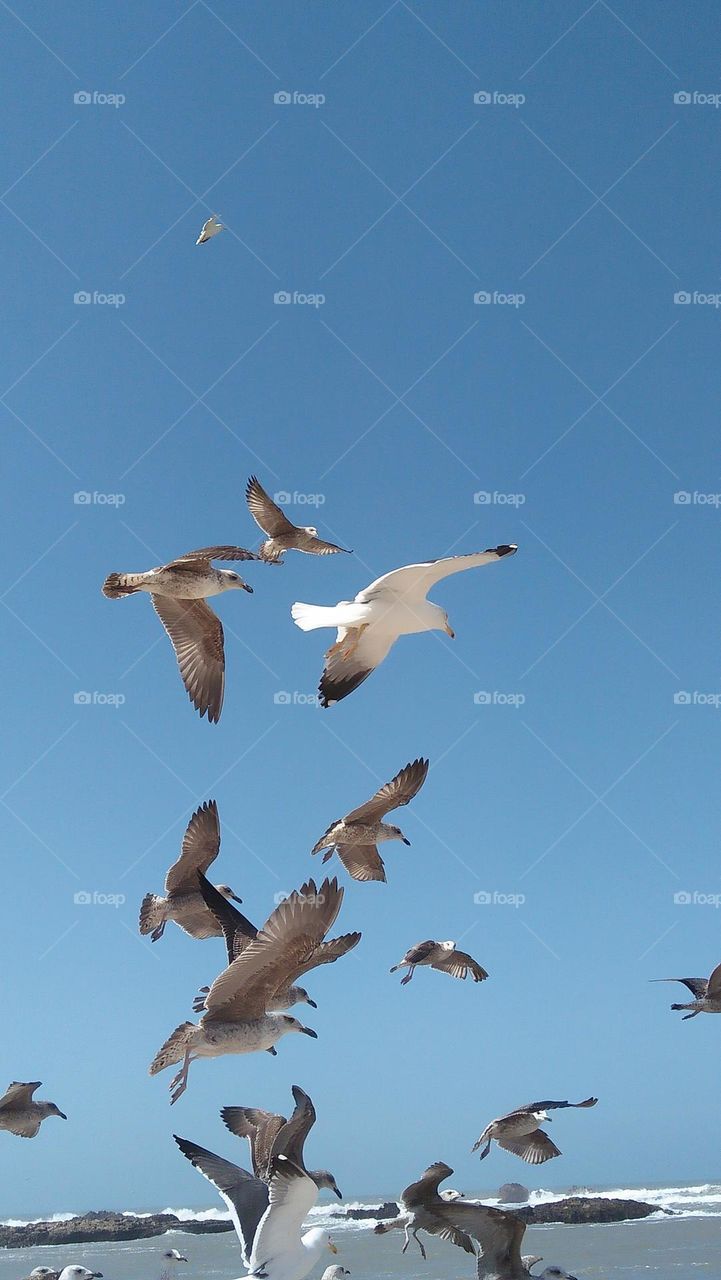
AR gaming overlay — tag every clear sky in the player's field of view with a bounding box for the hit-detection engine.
[1,0,720,1218]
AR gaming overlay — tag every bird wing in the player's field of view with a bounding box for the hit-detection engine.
[246,476,298,537]
[318,625,396,707]
[221,1108,287,1181]
[203,878,343,1022]
[151,595,225,723]
[357,547,517,603]
[345,758,429,823]
[293,932,362,980]
[269,1086,316,1168]
[706,962,721,999]
[171,545,258,565]
[334,844,386,882]
[164,801,221,894]
[294,530,350,556]
[249,1156,318,1273]
[516,1098,598,1113]
[397,940,439,965]
[0,1111,42,1137]
[174,1136,268,1266]
[496,1129,561,1164]
[0,1081,40,1110]
[463,1204,527,1279]
[197,871,257,964]
[432,948,489,982]
[651,976,708,997]
[402,1161,455,1206]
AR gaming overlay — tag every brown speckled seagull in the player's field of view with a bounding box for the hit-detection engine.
[311,758,429,882]
[472,1098,598,1164]
[139,800,243,943]
[390,939,488,985]
[246,476,351,563]
[0,1082,66,1138]
[652,959,721,1019]
[102,545,257,722]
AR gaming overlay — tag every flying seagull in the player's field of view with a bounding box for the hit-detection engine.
[291,546,517,706]
[162,1250,188,1266]
[139,800,243,942]
[150,878,354,1102]
[222,1084,342,1197]
[175,1142,337,1280]
[246,476,351,563]
[374,1162,479,1258]
[196,215,223,244]
[192,872,360,1014]
[0,1082,66,1138]
[102,545,257,722]
[471,1098,598,1164]
[652,960,721,1019]
[311,758,429,882]
[390,939,488,985]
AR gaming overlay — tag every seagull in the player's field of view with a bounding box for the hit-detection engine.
[246,476,351,563]
[390,939,488,985]
[468,1206,577,1280]
[471,1098,598,1164]
[150,878,355,1102]
[57,1271,103,1280]
[0,1081,66,1137]
[652,960,721,1019]
[311,758,429,882]
[373,1162,479,1257]
[222,1084,342,1197]
[291,546,517,706]
[139,800,243,942]
[192,872,360,1014]
[196,214,223,244]
[321,1270,350,1280]
[175,1142,337,1280]
[163,1249,188,1263]
[24,1270,60,1280]
[102,545,257,722]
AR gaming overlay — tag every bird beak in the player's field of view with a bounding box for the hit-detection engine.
[58,1111,67,1120]
[444,622,455,638]
[242,582,254,593]
[402,837,411,846]
[334,1186,343,1200]
[307,997,318,1009]
[301,1025,318,1038]
[230,891,243,903]
[328,1242,338,1255]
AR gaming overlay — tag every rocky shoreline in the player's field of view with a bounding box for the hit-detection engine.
[334,1195,664,1226]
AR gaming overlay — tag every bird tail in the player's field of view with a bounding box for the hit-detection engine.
[139,893,164,936]
[102,571,143,598]
[291,602,337,631]
[149,1022,195,1075]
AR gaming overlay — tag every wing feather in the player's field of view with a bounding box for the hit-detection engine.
[345,759,429,823]
[151,595,225,723]
[165,801,221,894]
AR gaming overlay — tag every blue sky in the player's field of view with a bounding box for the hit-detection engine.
[1,0,720,1216]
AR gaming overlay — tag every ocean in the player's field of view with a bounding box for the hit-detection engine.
[2,1185,721,1279]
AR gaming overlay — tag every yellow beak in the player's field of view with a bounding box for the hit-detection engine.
[444,622,455,638]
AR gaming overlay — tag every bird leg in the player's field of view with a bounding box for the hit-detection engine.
[683,1009,701,1020]
[169,1051,193,1105]
[400,966,415,985]
[412,1230,427,1260]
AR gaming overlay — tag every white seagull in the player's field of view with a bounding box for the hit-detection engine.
[291,546,517,706]
[57,1271,103,1280]
[196,214,223,244]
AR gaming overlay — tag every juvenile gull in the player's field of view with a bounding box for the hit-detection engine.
[291,546,517,706]
[139,800,243,942]
[0,1081,66,1137]
[390,939,488,985]
[150,878,354,1102]
[373,1162,476,1257]
[471,1098,598,1164]
[652,960,721,1019]
[102,544,257,723]
[468,1204,577,1280]
[246,476,351,563]
[222,1084,342,1197]
[196,214,223,244]
[311,758,429,882]
[192,873,359,1014]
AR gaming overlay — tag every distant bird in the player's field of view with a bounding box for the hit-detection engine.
[652,960,721,1019]
[150,879,355,1102]
[24,1269,60,1280]
[291,546,517,706]
[472,1098,598,1164]
[321,1269,350,1280]
[175,1142,337,1280]
[222,1083,342,1197]
[390,939,488,985]
[246,476,351,563]
[102,544,257,722]
[139,800,243,942]
[0,1082,66,1138]
[196,214,223,244]
[373,1162,477,1257]
[192,872,359,1014]
[163,1249,188,1263]
[311,758,429,882]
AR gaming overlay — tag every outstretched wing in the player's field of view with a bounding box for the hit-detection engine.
[174,1136,267,1266]
[292,932,362,981]
[516,1097,598,1113]
[462,1203,527,1279]
[402,1161,455,1206]
[0,1081,41,1111]
[318,626,396,708]
[165,801,221,894]
[496,1129,561,1164]
[432,948,488,982]
[345,758,429,823]
[652,977,708,999]
[151,595,225,723]
[334,844,386,883]
[246,476,298,538]
[221,1107,287,1181]
[249,1156,318,1273]
[197,872,257,964]
[269,1086,316,1168]
[358,547,517,603]
[171,545,258,564]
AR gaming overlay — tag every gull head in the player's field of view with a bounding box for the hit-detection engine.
[535,1110,551,1123]
[41,1102,67,1121]
[440,1188,464,1201]
[390,824,411,846]
[218,570,253,593]
[216,883,243,904]
[314,1168,342,1199]
[539,1269,578,1280]
[440,940,456,951]
[58,1270,104,1280]
[304,526,320,537]
[163,1250,188,1262]
[321,1267,350,1280]
[287,983,317,1009]
[281,1014,318,1038]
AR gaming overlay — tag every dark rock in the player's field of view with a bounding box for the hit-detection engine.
[0,1213,234,1250]
[331,1201,399,1221]
[497,1183,529,1204]
[515,1196,660,1225]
